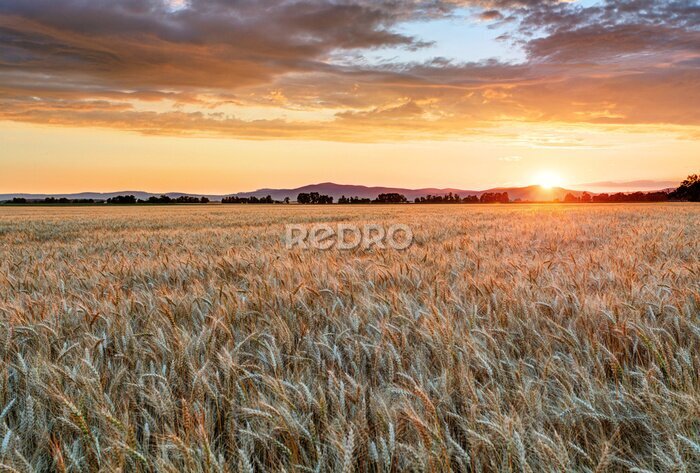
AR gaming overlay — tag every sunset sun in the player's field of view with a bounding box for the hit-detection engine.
[534,171,565,189]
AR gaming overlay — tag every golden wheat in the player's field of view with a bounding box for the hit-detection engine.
[0,203,698,472]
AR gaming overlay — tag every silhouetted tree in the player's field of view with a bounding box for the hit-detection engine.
[297,192,333,204]
[415,193,479,204]
[146,195,171,203]
[480,192,509,204]
[223,195,276,204]
[8,197,98,204]
[107,194,209,204]
[340,196,371,204]
[374,193,407,204]
[107,195,137,204]
[592,191,668,203]
[670,174,700,202]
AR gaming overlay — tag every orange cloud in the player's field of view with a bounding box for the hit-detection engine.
[0,0,698,141]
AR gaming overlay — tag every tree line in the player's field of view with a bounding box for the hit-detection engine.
[106,195,210,204]
[222,195,288,204]
[4,174,699,205]
[297,192,334,204]
[560,174,699,203]
[414,192,509,204]
[221,193,409,205]
[8,197,96,204]
[562,191,670,203]
[669,174,699,201]
[9,195,212,204]
[337,196,371,204]
[304,193,409,204]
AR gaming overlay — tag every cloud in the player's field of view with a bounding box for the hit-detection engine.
[478,10,504,21]
[0,0,698,141]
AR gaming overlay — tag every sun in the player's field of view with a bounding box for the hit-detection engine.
[534,171,565,189]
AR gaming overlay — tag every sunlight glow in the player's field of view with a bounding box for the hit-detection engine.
[534,171,565,189]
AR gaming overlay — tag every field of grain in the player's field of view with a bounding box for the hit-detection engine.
[0,204,698,472]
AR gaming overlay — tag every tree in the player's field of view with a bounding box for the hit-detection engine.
[670,174,700,202]
[581,192,592,203]
[107,195,137,204]
[414,193,479,204]
[480,192,509,204]
[223,195,278,204]
[297,192,333,204]
[564,193,580,203]
[147,195,172,203]
[374,193,407,204]
[347,196,370,204]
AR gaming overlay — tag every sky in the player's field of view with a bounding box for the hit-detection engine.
[1,0,698,193]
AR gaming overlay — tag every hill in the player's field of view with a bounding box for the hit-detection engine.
[232,182,585,202]
[0,183,599,203]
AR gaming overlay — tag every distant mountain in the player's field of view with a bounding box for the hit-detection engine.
[231,182,481,201]
[0,191,222,201]
[482,185,584,202]
[0,182,660,203]
[231,182,585,202]
[574,179,681,192]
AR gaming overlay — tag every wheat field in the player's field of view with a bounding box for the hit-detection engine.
[0,203,698,472]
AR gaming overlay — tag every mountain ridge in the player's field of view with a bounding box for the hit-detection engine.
[0,182,669,203]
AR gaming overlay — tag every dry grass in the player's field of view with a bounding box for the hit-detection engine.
[0,203,698,472]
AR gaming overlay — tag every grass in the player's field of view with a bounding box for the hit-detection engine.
[0,203,698,472]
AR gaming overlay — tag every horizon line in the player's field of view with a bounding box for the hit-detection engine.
[0,180,682,197]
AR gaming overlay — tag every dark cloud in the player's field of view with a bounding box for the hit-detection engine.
[519,0,700,63]
[0,0,698,140]
[0,0,434,93]
[527,24,700,63]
